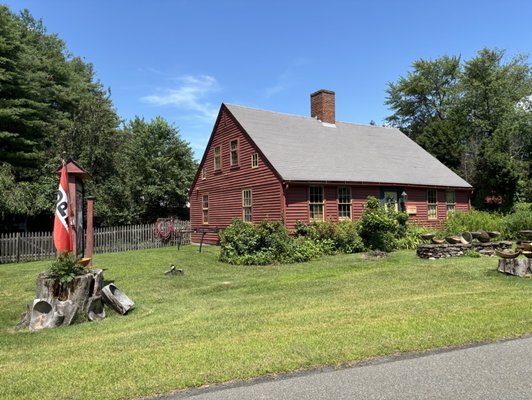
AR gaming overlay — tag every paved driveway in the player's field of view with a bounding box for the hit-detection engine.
[157,335,532,400]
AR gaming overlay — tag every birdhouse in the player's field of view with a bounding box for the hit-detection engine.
[56,159,92,259]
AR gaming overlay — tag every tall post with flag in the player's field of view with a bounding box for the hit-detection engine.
[54,162,72,253]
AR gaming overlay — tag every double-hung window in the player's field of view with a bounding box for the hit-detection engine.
[446,191,456,215]
[202,195,209,224]
[251,153,259,168]
[428,190,437,220]
[230,140,238,166]
[309,186,324,222]
[338,187,351,220]
[242,189,252,222]
[214,146,221,170]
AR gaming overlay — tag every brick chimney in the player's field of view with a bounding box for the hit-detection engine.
[310,89,335,124]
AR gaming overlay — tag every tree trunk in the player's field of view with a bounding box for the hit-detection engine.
[497,258,531,277]
[18,268,106,332]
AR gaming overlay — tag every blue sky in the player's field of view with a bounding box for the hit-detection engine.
[3,0,531,159]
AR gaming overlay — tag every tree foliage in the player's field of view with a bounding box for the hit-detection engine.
[0,6,197,228]
[120,117,197,223]
[386,48,531,210]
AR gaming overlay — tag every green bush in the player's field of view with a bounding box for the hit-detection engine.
[503,202,532,239]
[289,237,324,262]
[441,210,505,238]
[48,252,89,285]
[219,219,260,264]
[295,219,308,236]
[358,196,400,252]
[336,220,365,253]
[305,219,364,254]
[219,219,323,265]
[397,224,433,250]
[255,219,293,260]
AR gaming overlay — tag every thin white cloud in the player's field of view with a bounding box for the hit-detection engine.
[142,75,220,121]
[264,59,310,98]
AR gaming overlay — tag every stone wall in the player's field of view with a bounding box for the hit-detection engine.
[416,241,513,259]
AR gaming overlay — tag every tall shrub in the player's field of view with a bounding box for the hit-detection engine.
[503,202,532,239]
[358,196,400,252]
[441,210,505,237]
[219,219,323,265]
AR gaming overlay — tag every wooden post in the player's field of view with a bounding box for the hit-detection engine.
[199,231,206,252]
[16,232,20,263]
[86,196,95,266]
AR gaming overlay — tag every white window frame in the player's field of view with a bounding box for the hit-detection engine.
[251,153,259,168]
[202,195,209,224]
[446,190,456,216]
[214,146,221,170]
[309,186,324,222]
[242,189,252,222]
[230,139,239,166]
[338,187,352,220]
[428,189,437,220]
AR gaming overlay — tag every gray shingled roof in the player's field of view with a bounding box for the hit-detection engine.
[225,103,472,189]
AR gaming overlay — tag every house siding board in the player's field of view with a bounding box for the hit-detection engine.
[285,185,309,229]
[403,188,429,225]
[403,188,470,228]
[437,190,447,221]
[456,191,470,212]
[285,184,385,228]
[190,109,282,244]
[352,186,380,219]
[325,186,337,221]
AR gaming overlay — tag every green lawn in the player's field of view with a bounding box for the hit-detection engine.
[0,246,531,400]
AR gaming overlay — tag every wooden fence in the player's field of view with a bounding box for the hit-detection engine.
[0,221,191,264]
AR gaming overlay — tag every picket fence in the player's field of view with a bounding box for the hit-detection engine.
[0,221,191,264]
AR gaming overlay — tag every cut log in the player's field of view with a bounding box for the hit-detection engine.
[102,284,134,315]
[497,258,531,277]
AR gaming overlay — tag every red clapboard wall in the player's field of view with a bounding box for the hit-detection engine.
[190,107,283,244]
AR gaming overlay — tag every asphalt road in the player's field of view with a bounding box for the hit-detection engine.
[155,335,532,400]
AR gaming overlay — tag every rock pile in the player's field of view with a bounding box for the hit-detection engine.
[416,241,512,259]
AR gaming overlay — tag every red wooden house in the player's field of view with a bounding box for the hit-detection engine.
[190,90,472,244]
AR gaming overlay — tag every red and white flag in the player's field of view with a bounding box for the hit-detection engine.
[53,162,72,253]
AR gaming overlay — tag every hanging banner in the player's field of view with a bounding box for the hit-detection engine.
[53,162,72,253]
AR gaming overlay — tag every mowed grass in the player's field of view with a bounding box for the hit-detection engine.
[0,246,531,400]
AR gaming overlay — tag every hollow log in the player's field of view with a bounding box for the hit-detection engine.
[497,258,531,277]
[87,296,106,321]
[102,284,135,315]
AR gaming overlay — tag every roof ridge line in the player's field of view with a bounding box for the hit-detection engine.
[224,103,395,129]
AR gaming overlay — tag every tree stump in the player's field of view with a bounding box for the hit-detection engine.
[497,259,531,277]
[17,268,106,332]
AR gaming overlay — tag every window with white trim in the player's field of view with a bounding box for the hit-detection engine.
[309,186,324,222]
[242,189,252,222]
[446,190,456,215]
[251,153,259,168]
[230,140,238,166]
[214,146,221,170]
[428,190,437,220]
[202,195,209,224]
[338,187,351,220]
[201,168,206,180]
